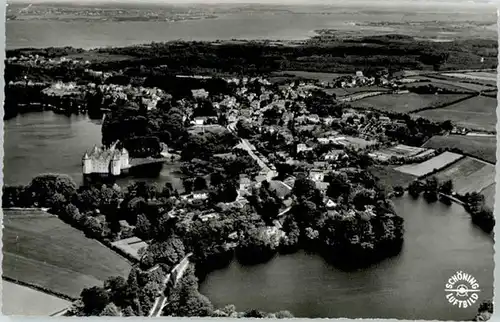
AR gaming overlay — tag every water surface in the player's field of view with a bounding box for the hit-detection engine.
[4,112,184,190]
[200,195,494,320]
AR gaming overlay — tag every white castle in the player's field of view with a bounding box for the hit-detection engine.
[82,141,130,176]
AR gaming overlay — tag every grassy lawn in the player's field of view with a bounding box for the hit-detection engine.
[3,280,71,316]
[350,93,469,113]
[273,70,348,82]
[431,157,495,195]
[395,151,463,177]
[3,209,132,299]
[442,72,497,86]
[369,165,418,194]
[423,135,496,164]
[65,51,136,63]
[411,76,494,92]
[403,81,475,93]
[416,95,497,132]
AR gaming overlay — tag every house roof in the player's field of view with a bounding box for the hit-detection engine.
[269,180,292,199]
[193,190,210,195]
[315,181,330,190]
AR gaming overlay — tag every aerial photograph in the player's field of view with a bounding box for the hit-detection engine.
[2,0,496,320]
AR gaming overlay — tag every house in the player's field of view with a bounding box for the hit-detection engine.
[297,143,314,153]
[269,180,292,199]
[324,150,343,161]
[325,198,337,209]
[313,161,328,169]
[307,114,320,124]
[192,117,206,126]
[192,190,209,200]
[119,220,134,230]
[239,176,252,191]
[283,176,296,188]
[356,71,364,77]
[317,137,331,145]
[191,116,218,126]
[309,169,325,182]
[379,116,391,124]
[199,213,219,222]
[192,89,209,99]
[315,181,330,192]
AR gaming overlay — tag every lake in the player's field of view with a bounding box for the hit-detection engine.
[199,195,494,320]
[3,111,185,190]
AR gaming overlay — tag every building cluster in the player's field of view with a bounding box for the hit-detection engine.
[7,54,92,67]
[161,73,410,224]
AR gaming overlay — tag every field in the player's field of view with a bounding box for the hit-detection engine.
[395,151,463,177]
[3,280,71,316]
[272,70,348,82]
[422,134,496,164]
[409,76,494,92]
[65,51,137,63]
[350,93,469,113]
[416,95,497,132]
[337,135,376,149]
[369,165,418,193]
[323,87,389,98]
[369,144,427,161]
[442,72,497,86]
[431,157,495,195]
[188,124,228,135]
[481,183,496,210]
[3,209,132,298]
[403,81,475,93]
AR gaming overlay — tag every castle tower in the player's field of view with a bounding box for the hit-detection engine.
[82,152,93,175]
[121,147,130,169]
[110,152,122,176]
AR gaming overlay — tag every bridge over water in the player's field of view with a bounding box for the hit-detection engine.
[128,157,170,168]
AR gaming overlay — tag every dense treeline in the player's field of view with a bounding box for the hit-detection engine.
[6,36,497,85]
[405,177,494,234]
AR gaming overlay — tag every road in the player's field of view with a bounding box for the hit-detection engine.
[227,122,278,181]
[148,254,192,317]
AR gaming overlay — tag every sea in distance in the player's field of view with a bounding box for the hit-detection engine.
[6,2,497,49]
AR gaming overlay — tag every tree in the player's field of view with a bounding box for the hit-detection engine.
[64,203,82,222]
[393,186,404,197]
[146,236,186,267]
[275,310,295,318]
[80,286,110,316]
[183,178,195,194]
[2,185,25,207]
[293,177,317,201]
[408,180,422,198]
[193,177,208,191]
[135,213,153,240]
[326,172,351,200]
[352,188,375,210]
[439,179,453,195]
[100,303,121,316]
[210,172,224,187]
[26,174,77,207]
